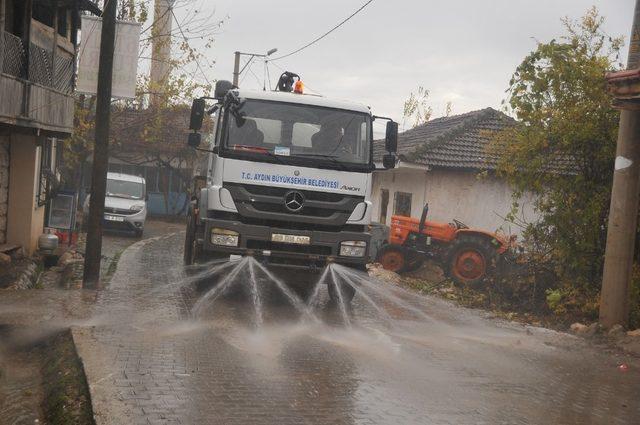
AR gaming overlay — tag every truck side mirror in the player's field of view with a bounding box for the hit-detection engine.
[189,98,205,130]
[188,132,201,148]
[385,121,398,152]
[215,80,234,100]
[382,153,396,169]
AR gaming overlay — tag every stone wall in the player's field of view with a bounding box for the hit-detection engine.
[0,136,9,244]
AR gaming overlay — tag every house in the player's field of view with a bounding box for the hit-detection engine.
[0,0,100,254]
[372,108,539,237]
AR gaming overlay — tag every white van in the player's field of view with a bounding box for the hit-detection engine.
[83,172,148,237]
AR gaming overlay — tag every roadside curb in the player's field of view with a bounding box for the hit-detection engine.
[71,326,129,425]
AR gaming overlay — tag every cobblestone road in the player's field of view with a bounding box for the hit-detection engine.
[74,232,640,425]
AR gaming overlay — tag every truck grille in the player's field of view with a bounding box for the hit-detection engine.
[224,183,364,227]
[246,240,332,256]
[104,207,134,215]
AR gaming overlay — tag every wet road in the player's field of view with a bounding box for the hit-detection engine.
[74,231,640,425]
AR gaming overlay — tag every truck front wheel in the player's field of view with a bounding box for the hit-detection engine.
[184,211,200,265]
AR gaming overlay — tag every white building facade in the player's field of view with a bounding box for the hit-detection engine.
[371,108,540,237]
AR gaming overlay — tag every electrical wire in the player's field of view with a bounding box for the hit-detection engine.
[168,5,212,86]
[239,58,253,86]
[247,64,263,87]
[269,0,375,61]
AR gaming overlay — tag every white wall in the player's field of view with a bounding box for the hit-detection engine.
[371,167,539,237]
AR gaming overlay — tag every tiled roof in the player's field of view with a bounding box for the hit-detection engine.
[374,108,576,174]
[374,108,512,170]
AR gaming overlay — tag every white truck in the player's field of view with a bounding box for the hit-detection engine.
[184,78,398,300]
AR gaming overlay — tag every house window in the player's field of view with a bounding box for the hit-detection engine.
[36,138,56,207]
[394,191,412,217]
[379,189,389,224]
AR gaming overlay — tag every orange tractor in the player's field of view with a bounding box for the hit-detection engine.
[376,204,514,285]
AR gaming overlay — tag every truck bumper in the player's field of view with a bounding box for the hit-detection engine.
[200,218,371,269]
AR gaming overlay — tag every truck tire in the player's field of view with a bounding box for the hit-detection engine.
[445,235,496,286]
[377,244,409,273]
[184,211,198,265]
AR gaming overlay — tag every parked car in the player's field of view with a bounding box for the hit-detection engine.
[83,172,148,237]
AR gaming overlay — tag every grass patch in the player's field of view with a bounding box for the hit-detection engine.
[42,331,94,425]
[104,249,124,284]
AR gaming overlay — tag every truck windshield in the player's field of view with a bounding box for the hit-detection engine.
[222,99,371,167]
[106,179,145,200]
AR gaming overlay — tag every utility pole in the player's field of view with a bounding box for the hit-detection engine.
[83,0,118,288]
[599,0,640,328]
[149,0,174,106]
[232,49,277,87]
[232,51,241,86]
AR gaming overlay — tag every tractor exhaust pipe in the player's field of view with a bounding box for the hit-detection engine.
[418,203,429,234]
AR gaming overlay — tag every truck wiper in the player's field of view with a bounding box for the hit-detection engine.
[263,150,286,164]
[293,153,348,171]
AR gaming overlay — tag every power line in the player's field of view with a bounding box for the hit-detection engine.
[270,0,375,62]
[247,64,263,87]
[168,5,212,86]
[239,58,253,86]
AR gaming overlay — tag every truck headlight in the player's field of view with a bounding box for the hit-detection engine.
[340,241,367,257]
[130,205,144,212]
[211,228,239,246]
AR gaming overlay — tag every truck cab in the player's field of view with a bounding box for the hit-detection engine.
[185,80,397,272]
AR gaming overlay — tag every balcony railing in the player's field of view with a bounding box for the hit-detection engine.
[1,31,75,94]
[1,31,75,134]
[1,31,27,78]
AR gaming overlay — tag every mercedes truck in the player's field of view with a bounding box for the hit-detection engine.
[184,77,398,299]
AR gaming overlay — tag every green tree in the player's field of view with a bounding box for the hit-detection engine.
[491,8,624,291]
[402,86,432,130]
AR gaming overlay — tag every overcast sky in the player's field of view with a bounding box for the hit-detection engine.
[174,0,632,129]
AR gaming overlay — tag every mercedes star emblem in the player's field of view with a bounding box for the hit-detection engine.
[284,191,305,213]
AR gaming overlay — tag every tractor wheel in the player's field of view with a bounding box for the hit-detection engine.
[405,258,424,273]
[446,236,496,286]
[377,244,409,273]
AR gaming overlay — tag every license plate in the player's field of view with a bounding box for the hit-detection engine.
[271,233,311,245]
[104,215,125,222]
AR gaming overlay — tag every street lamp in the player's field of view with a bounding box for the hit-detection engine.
[232,48,278,86]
